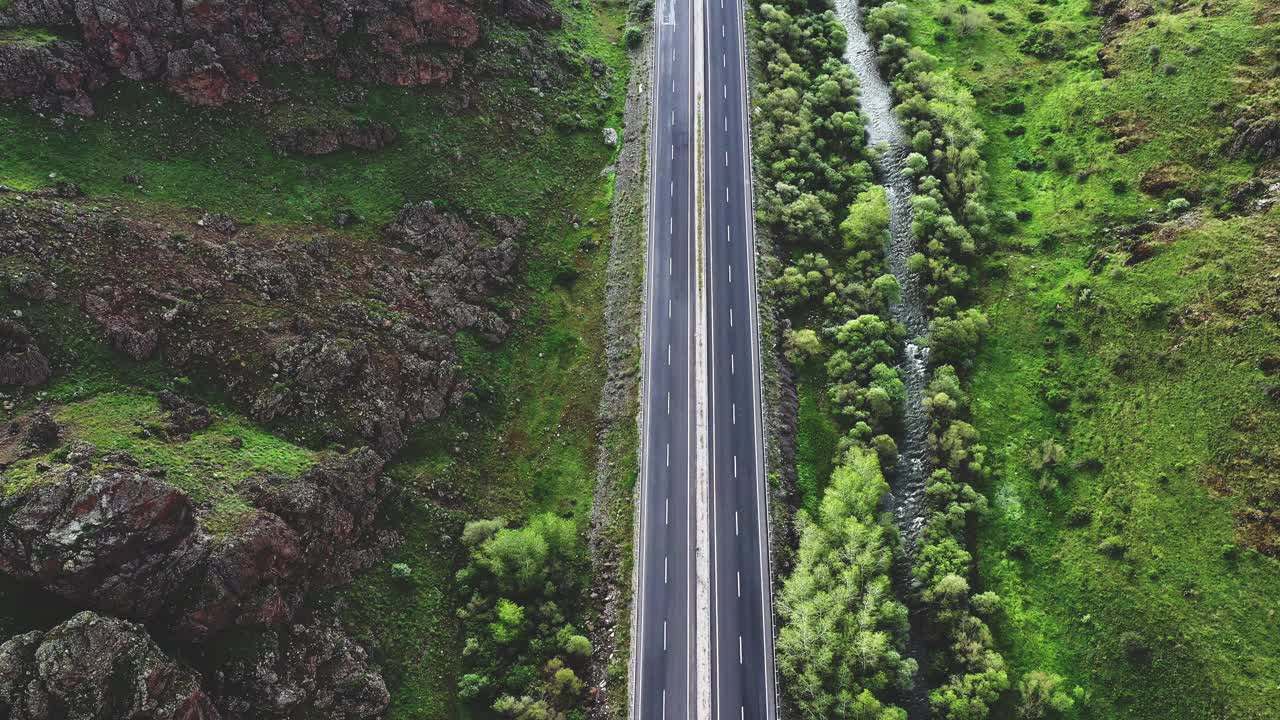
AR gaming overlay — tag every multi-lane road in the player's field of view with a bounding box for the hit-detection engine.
[632,0,697,716]
[633,0,776,717]
[702,0,777,716]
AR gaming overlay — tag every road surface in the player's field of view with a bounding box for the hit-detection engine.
[702,0,777,717]
[632,0,697,716]
[634,0,775,717]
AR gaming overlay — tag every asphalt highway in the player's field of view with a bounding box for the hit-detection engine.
[634,0,774,716]
[702,0,777,717]
[632,0,697,716]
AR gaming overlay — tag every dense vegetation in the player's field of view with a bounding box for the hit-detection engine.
[868,0,1280,716]
[858,1,1016,715]
[776,447,916,720]
[454,514,594,717]
[750,0,921,715]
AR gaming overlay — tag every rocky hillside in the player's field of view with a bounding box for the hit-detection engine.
[0,0,635,715]
[0,0,561,115]
[0,195,521,455]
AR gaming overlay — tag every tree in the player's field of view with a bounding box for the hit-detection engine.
[785,327,824,363]
[623,26,644,49]
[562,634,592,657]
[840,186,890,252]
[926,308,989,366]
[472,514,578,595]
[776,447,916,719]
[490,599,526,644]
[1018,671,1075,719]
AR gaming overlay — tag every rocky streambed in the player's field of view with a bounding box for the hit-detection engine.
[835,0,934,708]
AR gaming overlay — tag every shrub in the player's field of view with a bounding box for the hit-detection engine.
[840,186,891,252]
[873,433,899,464]
[1017,671,1075,719]
[1019,28,1063,58]
[926,308,990,366]
[1097,535,1128,558]
[562,634,592,657]
[623,26,644,49]
[1066,506,1093,526]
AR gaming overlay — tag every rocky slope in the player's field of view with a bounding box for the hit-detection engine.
[0,429,393,717]
[0,186,533,717]
[0,0,562,116]
[0,193,519,455]
[0,611,220,720]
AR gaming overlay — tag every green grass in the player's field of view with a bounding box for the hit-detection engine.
[889,0,1280,715]
[3,391,315,532]
[971,210,1280,718]
[0,27,62,44]
[793,362,840,514]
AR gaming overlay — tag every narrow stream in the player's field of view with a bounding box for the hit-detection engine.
[834,0,934,710]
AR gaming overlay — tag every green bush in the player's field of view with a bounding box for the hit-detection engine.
[623,26,644,49]
[455,514,592,713]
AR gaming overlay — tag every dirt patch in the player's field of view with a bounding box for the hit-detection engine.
[1101,110,1153,153]
[1140,162,1196,197]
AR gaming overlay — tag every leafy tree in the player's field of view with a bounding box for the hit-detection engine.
[926,308,989,366]
[841,186,891,252]
[777,447,915,719]
[1017,671,1075,719]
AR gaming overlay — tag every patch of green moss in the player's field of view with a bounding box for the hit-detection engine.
[0,27,62,44]
[3,392,315,534]
[793,362,839,515]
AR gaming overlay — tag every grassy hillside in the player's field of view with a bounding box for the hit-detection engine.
[886,0,1280,715]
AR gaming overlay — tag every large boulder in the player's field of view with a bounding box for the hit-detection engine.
[207,619,389,720]
[0,40,108,117]
[165,39,235,106]
[0,470,202,618]
[0,611,220,720]
[271,121,399,156]
[246,448,389,587]
[169,512,303,643]
[81,286,159,361]
[0,319,50,387]
[73,0,180,80]
[0,451,390,640]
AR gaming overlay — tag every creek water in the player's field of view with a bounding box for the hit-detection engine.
[834,0,934,710]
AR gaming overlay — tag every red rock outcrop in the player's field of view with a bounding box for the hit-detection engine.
[0,449,390,640]
[0,39,109,116]
[204,619,389,719]
[0,0,563,112]
[0,448,393,719]
[0,470,202,618]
